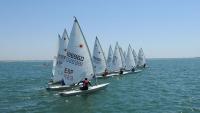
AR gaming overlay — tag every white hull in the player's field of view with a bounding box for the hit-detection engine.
[59,83,109,96]
[96,73,116,78]
[46,84,78,91]
[47,81,62,85]
[134,69,142,73]
[96,71,130,78]
[123,69,142,74]
[122,71,130,75]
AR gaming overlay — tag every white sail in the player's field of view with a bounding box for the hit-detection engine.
[138,48,146,67]
[119,47,126,69]
[52,57,57,76]
[125,45,136,70]
[63,17,94,85]
[62,28,69,53]
[52,33,68,83]
[132,48,138,66]
[92,37,107,75]
[106,45,114,72]
[52,29,69,82]
[112,42,122,72]
[123,51,126,59]
[52,35,61,79]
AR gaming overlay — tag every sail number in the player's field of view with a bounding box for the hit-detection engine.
[66,58,83,66]
[66,51,84,66]
[67,51,84,61]
[64,68,73,81]
[64,68,73,74]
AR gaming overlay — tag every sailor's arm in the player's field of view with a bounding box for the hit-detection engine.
[89,81,92,86]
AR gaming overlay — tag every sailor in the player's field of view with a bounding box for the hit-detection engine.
[103,68,108,77]
[61,79,65,86]
[119,68,123,74]
[78,78,92,90]
[49,79,53,83]
[143,64,146,68]
[131,67,135,72]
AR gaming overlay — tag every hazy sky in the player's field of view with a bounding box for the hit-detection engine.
[0,0,199,60]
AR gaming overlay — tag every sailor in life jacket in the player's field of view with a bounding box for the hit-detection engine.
[131,66,135,72]
[119,68,124,74]
[78,78,92,90]
[103,68,108,77]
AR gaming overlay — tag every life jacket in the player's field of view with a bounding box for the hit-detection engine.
[105,71,108,75]
[83,80,89,87]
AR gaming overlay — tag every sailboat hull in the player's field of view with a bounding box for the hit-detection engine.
[96,73,116,78]
[96,71,131,78]
[47,80,62,85]
[123,69,142,74]
[134,69,142,73]
[59,83,109,96]
[46,84,78,91]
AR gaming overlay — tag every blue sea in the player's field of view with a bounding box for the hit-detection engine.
[0,58,200,113]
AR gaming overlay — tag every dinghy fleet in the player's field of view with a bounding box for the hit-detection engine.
[47,17,147,96]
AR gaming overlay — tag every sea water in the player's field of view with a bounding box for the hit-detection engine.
[0,58,200,113]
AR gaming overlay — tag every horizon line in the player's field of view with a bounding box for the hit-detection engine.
[0,57,199,61]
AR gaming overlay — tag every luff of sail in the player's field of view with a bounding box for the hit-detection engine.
[125,45,136,70]
[112,42,123,72]
[92,37,107,75]
[106,45,114,73]
[63,17,94,85]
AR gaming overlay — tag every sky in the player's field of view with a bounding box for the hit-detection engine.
[0,0,200,60]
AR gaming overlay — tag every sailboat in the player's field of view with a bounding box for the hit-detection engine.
[124,45,142,73]
[92,37,114,78]
[112,42,122,72]
[125,45,136,71]
[51,35,61,84]
[48,29,69,85]
[110,42,130,75]
[138,48,147,68]
[59,17,109,96]
[92,37,107,76]
[94,45,120,78]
